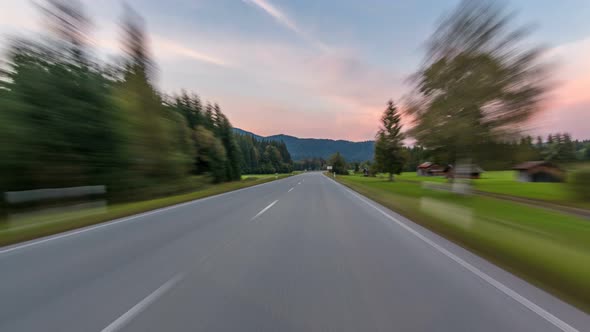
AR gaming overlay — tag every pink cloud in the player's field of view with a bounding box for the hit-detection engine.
[547,37,590,108]
[528,37,590,139]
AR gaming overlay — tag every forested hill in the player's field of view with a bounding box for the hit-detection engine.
[234,129,374,161]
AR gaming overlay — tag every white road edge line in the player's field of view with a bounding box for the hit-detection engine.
[251,200,279,221]
[288,188,294,192]
[334,180,578,332]
[0,177,289,255]
[101,273,184,332]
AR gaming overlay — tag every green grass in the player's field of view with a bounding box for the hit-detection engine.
[475,171,571,201]
[334,174,590,313]
[240,173,295,180]
[397,170,590,209]
[0,175,291,247]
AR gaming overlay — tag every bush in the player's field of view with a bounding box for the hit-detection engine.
[569,169,590,201]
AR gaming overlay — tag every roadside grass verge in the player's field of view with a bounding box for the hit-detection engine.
[333,174,590,313]
[0,175,291,247]
[240,173,294,180]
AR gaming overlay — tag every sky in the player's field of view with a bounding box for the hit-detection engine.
[1,0,589,141]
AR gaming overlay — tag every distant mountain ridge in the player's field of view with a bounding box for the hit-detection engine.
[233,128,374,161]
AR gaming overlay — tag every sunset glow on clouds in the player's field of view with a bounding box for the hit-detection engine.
[1,0,589,140]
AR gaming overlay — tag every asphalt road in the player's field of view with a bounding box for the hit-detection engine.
[0,172,588,331]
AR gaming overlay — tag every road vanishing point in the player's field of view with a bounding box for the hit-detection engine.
[0,172,588,331]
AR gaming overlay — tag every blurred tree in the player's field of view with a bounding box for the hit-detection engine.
[0,1,248,201]
[328,152,347,175]
[214,105,241,181]
[39,0,89,65]
[173,91,203,130]
[374,100,405,180]
[193,126,227,182]
[113,5,191,187]
[0,1,116,191]
[406,0,549,165]
[535,136,543,150]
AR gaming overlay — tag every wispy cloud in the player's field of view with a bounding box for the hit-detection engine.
[242,0,300,34]
[242,0,327,51]
[95,36,230,67]
[153,37,230,67]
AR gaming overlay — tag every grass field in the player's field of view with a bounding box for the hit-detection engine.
[0,174,292,247]
[395,170,589,208]
[334,174,590,313]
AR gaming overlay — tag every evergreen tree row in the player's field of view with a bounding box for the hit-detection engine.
[0,1,243,198]
[234,134,293,174]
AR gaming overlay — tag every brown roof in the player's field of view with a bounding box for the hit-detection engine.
[417,162,434,169]
[513,161,556,170]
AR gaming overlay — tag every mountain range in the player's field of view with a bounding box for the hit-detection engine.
[233,128,374,161]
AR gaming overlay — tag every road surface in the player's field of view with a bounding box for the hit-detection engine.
[0,172,588,331]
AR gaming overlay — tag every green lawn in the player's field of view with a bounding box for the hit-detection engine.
[475,171,572,202]
[397,170,589,208]
[0,175,291,247]
[334,174,590,313]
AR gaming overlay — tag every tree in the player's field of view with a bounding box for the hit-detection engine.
[535,136,543,150]
[0,0,116,191]
[193,126,227,182]
[561,133,576,161]
[406,0,549,165]
[113,5,191,185]
[0,1,253,203]
[328,152,347,175]
[233,134,293,174]
[212,104,241,181]
[374,100,406,180]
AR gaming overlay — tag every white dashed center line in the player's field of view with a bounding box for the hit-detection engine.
[101,273,184,332]
[251,200,279,221]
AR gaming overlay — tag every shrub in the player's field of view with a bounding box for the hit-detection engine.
[569,169,590,201]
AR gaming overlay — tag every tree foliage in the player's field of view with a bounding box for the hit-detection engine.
[406,0,549,164]
[399,133,588,173]
[293,157,326,171]
[0,1,257,198]
[374,100,406,180]
[234,134,293,174]
[328,152,348,175]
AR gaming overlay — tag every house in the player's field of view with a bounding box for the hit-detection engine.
[513,161,564,182]
[417,162,447,176]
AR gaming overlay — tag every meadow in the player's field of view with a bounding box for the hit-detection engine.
[395,170,589,208]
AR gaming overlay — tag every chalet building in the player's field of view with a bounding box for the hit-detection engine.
[513,161,565,182]
[417,162,446,176]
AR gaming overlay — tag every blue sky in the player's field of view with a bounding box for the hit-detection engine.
[1,0,589,140]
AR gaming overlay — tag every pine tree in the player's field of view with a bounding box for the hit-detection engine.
[535,136,543,150]
[328,152,347,175]
[374,100,406,180]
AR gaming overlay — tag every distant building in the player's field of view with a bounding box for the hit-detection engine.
[417,162,447,176]
[513,161,564,182]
